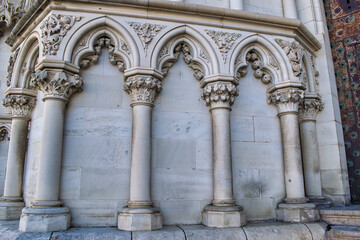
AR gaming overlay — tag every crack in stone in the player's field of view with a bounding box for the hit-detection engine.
[176,225,187,240]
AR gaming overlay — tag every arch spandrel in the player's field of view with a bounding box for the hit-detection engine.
[63,16,140,69]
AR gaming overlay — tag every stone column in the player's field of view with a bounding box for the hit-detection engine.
[299,97,325,200]
[230,0,244,10]
[282,0,298,19]
[268,88,319,223]
[0,94,36,220]
[19,70,83,232]
[201,82,246,228]
[118,75,162,231]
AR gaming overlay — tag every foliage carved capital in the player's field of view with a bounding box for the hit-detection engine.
[267,88,304,114]
[299,98,324,121]
[3,94,36,118]
[124,75,162,106]
[202,82,238,108]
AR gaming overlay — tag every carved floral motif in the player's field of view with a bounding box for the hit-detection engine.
[3,94,36,118]
[128,22,166,48]
[0,0,24,37]
[202,82,238,107]
[79,36,126,72]
[30,70,83,100]
[6,47,20,87]
[237,51,272,84]
[40,14,81,56]
[205,29,241,63]
[124,75,162,105]
[299,98,324,121]
[275,39,304,77]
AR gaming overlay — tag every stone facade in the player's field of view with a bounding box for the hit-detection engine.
[0,0,349,235]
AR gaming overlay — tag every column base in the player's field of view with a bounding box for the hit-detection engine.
[276,202,320,223]
[308,196,333,207]
[19,207,71,232]
[0,200,24,220]
[202,205,246,228]
[117,207,162,231]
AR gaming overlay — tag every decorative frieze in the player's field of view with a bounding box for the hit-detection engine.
[0,0,24,37]
[30,70,83,100]
[41,14,81,56]
[205,29,241,63]
[128,22,166,48]
[79,36,126,72]
[275,39,304,77]
[6,47,20,87]
[202,82,238,107]
[124,75,162,105]
[267,88,304,113]
[299,98,324,121]
[3,95,36,118]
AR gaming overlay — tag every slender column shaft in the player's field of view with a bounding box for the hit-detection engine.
[300,120,322,197]
[282,0,298,19]
[279,113,306,201]
[230,0,244,10]
[3,118,29,199]
[129,104,152,207]
[211,108,234,206]
[35,98,66,202]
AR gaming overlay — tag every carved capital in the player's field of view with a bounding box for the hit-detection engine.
[3,95,36,118]
[30,70,83,101]
[275,39,304,77]
[0,0,24,37]
[41,14,81,56]
[124,75,162,106]
[267,88,304,114]
[299,98,324,121]
[202,82,238,109]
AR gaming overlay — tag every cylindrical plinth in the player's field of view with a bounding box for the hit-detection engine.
[300,120,323,198]
[128,104,153,208]
[279,113,306,203]
[34,98,66,206]
[3,118,29,200]
[211,107,235,206]
[282,0,298,19]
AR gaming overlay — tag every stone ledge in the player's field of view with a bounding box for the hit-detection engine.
[327,226,360,240]
[0,220,327,240]
[320,206,360,226]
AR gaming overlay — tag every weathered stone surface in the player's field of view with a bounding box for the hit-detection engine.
[51,227,131,240]
[132,225,185,240]
[202,205,246,228]
[118,208,162,231]
[0,220,51,240]
[305,223,327,240]
[327,226,360,240]
[276,203,320,223]
[0,201,24,220]
[320,206,360,226]
[181,224,247,240]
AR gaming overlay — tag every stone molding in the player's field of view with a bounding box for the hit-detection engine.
[202,82,238,108]
[275,38,304,77]
[6,47,20,87]
[30,70,83,101]
[124,75,162,106]
[205,29,241,63]
[237,51,272,84]
[128,22,166,49]
[79,36,126,72]
[267,88,304,113]
[41,14,81,56]
[299,98,324,121]
[0,0,24,37]
[2,94,36,119]
[161,42,204,81]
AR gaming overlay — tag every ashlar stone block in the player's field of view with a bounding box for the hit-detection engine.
[276,203,320,223]
[0,201,24,220]
[117,208,162,231]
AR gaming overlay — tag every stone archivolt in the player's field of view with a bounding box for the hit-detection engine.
[30,70,83,100]
[6,47,19,87]
[205,29,241,63]
[3,94,36,118]
[202,82,238,107]
[299,98,324,121]
[124,75,162,105]
[79,36,126,72]
[275,38,304,77]
[41,14,81,56]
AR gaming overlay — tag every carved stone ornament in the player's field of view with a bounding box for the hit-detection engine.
[6,47,20,87]
[128,22,166,48]
[3,94,36,118]
[30,70,83,100]
[299,98,324,121]
[0,127,10,141]
[275,39,304,77]
[205,29,241,63]
[161,42,205,81]
[124,75,162,105]
[0,0,24,37]
[79,36,126,72]
[237,51,272,84]
[40,14,81,56]
[267,88,304,105]
[202,82,239,107]
[310,55,320,92]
